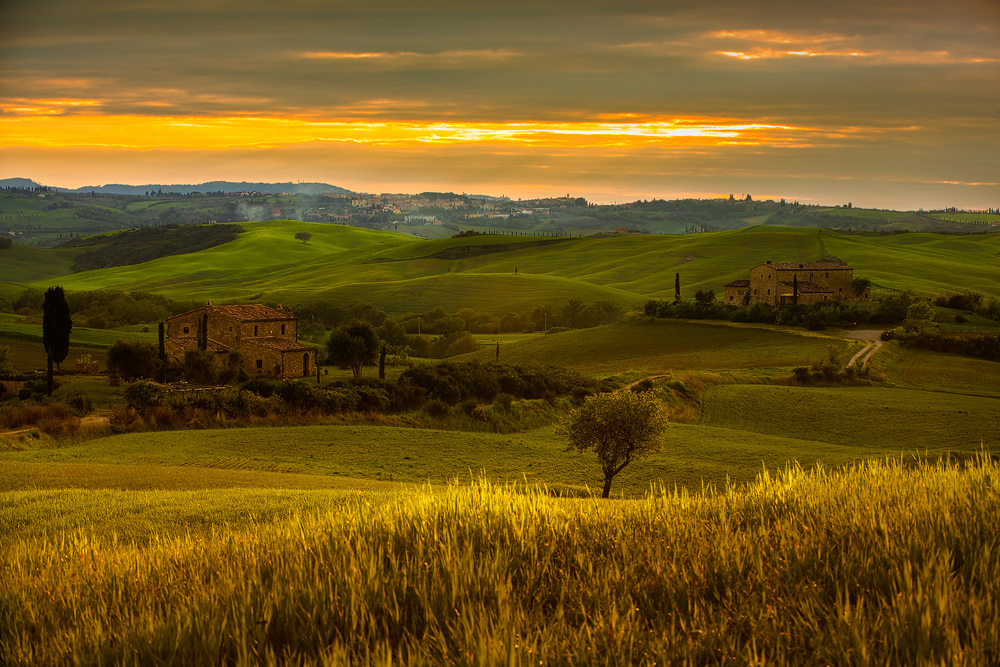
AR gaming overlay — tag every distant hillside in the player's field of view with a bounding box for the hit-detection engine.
[0,178,353,196]
[0,178,47,190]
[12,222,997,316]
[62,223,245,272]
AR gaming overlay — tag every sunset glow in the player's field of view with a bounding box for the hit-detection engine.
[0,115,834,150]
[0,0,996,208]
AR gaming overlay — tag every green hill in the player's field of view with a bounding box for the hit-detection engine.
[6,222,998,318]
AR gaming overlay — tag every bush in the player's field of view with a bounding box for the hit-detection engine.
[348,385,390,414]
[495,392,514,411]
[109,408,142,430]
[183,348,217,385]
[424,399,450,418]
[106,340,160,380]
[122,380,165,411]
[631,378,654,393]
[445,333,480,357]
[242,377,282,398]
[66,392,93,416]
[460,399,479,416]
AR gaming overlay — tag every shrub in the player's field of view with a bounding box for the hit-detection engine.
[631,378,654,393]
[424,399,450,418]
[0,402,74,430]
[106,340,160,380]
[445,333,480,357]
[495,392,514,411]
[242,377,282,398]
[122,380,165,411]
[108,408,142,431]
[460,399,478,416]
[66,392,93,416]
[183,348,217,385]
[349,385,390,414]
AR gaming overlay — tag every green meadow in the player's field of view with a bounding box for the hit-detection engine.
[3,221,1000,663]
[3,223,1000,316]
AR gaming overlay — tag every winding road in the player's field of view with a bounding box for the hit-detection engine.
[845,330,885,368]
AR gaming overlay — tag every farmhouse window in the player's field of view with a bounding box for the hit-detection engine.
[281,324,286,335]
[254,325,259,336]
[183,326,189,334]
[256,359,263,369]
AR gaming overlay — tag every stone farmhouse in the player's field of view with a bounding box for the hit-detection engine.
[724,260,863,307]
[166,303,316,379]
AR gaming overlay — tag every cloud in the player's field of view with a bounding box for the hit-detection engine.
[299,49,522,67]
[706,28,998,64]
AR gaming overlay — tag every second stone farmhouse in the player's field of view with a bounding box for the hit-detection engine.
[165,303,317,380]
[724,260,865,307]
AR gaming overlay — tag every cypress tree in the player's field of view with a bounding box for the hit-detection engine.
[158,321,167,383]
[674,273,681,304]
[42,286,72,396]
[793,275,799,306]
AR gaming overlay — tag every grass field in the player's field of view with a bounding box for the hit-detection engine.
[0,315,156,348]
[2,457,998,665]
[6,223,999,318]
[467,319,848,377]
[4,219,1000,662]
[700,384,1000,452]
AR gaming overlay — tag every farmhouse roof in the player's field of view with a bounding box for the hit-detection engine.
[777,280,831,294]
[724,279,751,288]
[169,304,296,322]
[757,260,852,271]
[242,337,315,352]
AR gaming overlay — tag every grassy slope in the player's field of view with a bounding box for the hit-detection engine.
[466,319,845,377]
[13,223,1000,317]
[0,417,928,498]
[700,384,1000,452]
[0,243,78,286]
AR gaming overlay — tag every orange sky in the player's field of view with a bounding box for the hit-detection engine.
[1,0,998,208]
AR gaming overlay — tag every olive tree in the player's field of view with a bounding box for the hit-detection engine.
[326,319,380,379]
[559,390,669,498]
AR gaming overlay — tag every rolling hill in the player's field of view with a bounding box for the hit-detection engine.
[3,222,998,318]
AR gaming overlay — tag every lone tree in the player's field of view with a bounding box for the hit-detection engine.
[295,231,312,244]
[560,390,670,498]
[327,319,380,380]
[42,286,72,395]
[674,273,681,303]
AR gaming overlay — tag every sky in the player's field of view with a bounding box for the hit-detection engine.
[1,0,998,209]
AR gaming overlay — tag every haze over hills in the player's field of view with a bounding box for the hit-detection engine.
[0,178,353,196]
